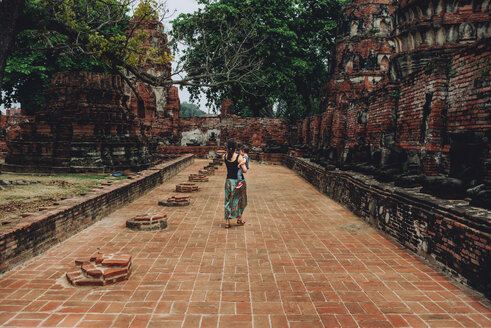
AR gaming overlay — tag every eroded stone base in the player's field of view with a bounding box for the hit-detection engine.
[189,174,209,182]
[159,196,190,207]
[126,214,168,231]
[66,253,131,287]
[176,183,199,192]
[199,168,215,176]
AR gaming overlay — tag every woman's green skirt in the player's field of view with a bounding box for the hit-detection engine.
[224,179,247,220]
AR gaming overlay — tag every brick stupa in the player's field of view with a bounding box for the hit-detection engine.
[5,71,155,173]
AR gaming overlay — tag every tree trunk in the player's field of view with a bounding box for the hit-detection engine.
[0,0,25,90]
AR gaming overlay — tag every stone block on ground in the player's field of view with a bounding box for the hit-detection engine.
[188,174,209,182]
[126,213,168,231]
[176,183,199,192]
[204,164,218,171]
[199,168,215,176]
[158,196,190,207]
[66,253,132,287]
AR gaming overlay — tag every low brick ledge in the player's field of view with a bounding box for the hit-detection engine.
[284,155,491,299]
[0,154,194,274]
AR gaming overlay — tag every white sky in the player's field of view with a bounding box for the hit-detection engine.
[1,0,208,114]
[162,0,209,112]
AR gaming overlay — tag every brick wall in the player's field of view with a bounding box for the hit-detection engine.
[154,115,290,157]
[4,72,157,173]
[0,110,24,158]
[0,115,7,157]
[296,39,490,180]
[157,145,221,158]
[309,115,321,147]
[284,155,491,298]
[365,82,398,147]
[446,40,491,182]
[0,154,194,273]
[447,42,490,134]
[331,103,348,158]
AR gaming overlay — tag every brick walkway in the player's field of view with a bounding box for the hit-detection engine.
[0,159,489,328]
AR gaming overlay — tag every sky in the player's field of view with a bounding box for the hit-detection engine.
[1,0,208,114]
[162,0,209,112]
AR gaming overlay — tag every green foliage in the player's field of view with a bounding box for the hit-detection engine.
[172,0,345,122]
[180,102,207,117]
[2,28,109,114]
[1,0,172,114]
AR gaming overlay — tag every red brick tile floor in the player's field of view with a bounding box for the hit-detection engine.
[0,159,490,327]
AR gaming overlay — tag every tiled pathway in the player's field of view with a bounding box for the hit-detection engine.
[0,159,490,327]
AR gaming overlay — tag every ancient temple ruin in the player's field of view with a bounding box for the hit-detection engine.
[4,72,156,172]
[0,0,490,302]
[3,18,173,173]
[1,0,489,193]
[299,0,490,207]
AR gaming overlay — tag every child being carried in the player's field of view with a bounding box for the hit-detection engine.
[236,145,249,189]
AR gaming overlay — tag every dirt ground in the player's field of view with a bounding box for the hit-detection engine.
[0,173,126,222]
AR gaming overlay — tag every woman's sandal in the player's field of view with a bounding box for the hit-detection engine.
[225,223,231,229]
[236,219,245,225]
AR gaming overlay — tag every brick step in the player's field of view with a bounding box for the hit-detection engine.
[159,196,190,207]
[199,169,215,176]
[126,214,168,231]
[188,174,209,182]
[176,183,199,192]
[66,253,132,287]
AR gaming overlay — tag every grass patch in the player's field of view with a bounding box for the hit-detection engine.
[51,174,108,180]
[0,172,127,221]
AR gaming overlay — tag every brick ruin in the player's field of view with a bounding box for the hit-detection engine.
[0,0,490,299]
[2,19,173,173]
[298,0,490,208]
[66,253,132,287]
[0,108,21,157]
[2,15,290,170]
[126,213,168,231]
[4,72,156,172]
[124,18,172,122]
[151,97,291,160]
[1,0,489,199]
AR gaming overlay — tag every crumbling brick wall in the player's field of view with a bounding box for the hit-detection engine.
[4,72,156,173]
[125,19,172,121]
[296,0,490,181]
[446,40,491,183]
[284,155,491,299]
[157,115,290,157]
[395,57,450,175]
[0,114,7,156]
[365,82,398,148]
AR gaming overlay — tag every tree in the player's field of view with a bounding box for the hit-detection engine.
[172,0,345,121]
[180,102,207,117]
[1,0,146,111]
[0,0,25,91]
[0,0,264,112]
[1,19,115,115]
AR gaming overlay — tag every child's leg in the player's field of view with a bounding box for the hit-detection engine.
[236,169,244,189]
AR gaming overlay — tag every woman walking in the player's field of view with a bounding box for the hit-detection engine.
[223,139,248,228]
